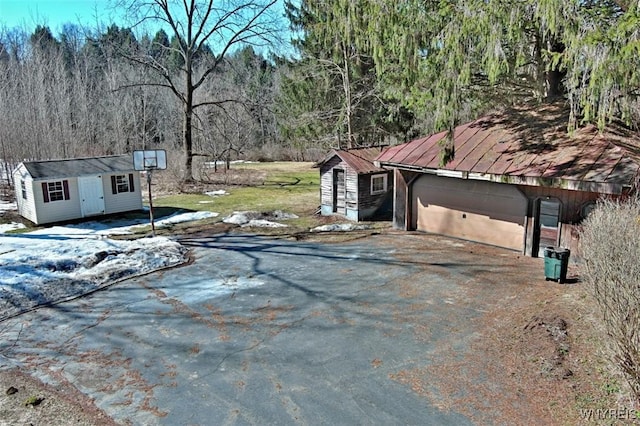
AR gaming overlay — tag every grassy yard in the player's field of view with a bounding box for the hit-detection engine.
[154,162,319,217]
[3,161,387,237]
[148,161,347,234]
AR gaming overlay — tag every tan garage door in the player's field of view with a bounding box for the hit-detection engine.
[412,175,527,251]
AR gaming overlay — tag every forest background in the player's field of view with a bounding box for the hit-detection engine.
[0,0,638,184]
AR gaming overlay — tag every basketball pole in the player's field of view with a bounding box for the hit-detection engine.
[147,168,156,236]
[133,149,166,237]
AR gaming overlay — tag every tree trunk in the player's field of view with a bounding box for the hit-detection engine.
[182,56,194,183]
[546,39,566,100]
[182,102,194,183]
[342,41,353,149]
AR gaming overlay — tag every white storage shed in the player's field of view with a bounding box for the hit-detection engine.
[13,155,143,225]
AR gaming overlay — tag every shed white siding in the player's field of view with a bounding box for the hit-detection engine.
[32,177,82,224]
[103,172,143,214]
[14,164,37,224]
[13,155,143,225]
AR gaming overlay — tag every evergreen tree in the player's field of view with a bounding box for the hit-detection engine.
[278,0,413,151]
[359,0,639,139]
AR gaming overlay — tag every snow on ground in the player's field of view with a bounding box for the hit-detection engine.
[311,223,371,232]
[223,211,298,228]
[0,192,370,320]
[0,209,217,321]
[199,190,229,204]
[0,222,24,233]
[0,200,15,212]
[0,200,24,233]
[205,189,228,197]
[19,210,219,237]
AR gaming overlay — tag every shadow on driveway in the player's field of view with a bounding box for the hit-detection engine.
[1,232,548,425]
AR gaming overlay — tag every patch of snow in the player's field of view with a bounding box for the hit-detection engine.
[152,211,218,228]
[205,190,228,197]
[223,210,298,227]
[243,219,287,228]
[160,276,265,304]
[0,210,218,320]
[271,210,299,220]
[21,211,219,237]
[0,234,188,320]
[223,211,253,225]
[0,200,16,212]
[0,200,26,233]
[0,222,25,233]
[311,223,371,232]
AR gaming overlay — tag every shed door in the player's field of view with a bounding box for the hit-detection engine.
[535,198,562,257]
[412,175,527,251]
[333,169,346,214]
[78,175,105,217]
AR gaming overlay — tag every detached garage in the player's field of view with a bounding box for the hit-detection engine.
[375,104,640,258]
[13,155,143,225]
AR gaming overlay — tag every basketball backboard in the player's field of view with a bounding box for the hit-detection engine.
[133,150,167,171]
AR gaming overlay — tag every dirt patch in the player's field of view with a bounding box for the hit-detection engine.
[0,368,117,426]
[379,232,624,425]
[523,315,572,380]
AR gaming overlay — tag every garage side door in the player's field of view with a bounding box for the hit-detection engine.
[412,175,527,251]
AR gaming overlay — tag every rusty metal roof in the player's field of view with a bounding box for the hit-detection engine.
[318,147,388,174]
[375,105,640,195]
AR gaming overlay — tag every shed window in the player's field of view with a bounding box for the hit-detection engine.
[20,180,26,200]
[371,174,387,195]
[42,180,70,203]
[111,174,135,194]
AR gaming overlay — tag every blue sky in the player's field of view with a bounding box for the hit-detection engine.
[0,0,294,56]
[0,0,125,34]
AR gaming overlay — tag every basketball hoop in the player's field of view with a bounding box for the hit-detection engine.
[133,150,167,236]
[133,150,167,171]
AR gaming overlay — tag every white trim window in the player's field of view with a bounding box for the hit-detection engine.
[42,180,70,203]
[111,174,135,194]
[116,175,130,193]
[370,174,387,195]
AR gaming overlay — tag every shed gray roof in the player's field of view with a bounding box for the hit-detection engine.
[22,155,135,180]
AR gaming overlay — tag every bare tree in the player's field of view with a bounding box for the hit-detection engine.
[121,0,282,183]
[580,197,640,401]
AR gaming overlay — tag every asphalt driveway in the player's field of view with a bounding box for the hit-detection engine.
[0,231,547,425]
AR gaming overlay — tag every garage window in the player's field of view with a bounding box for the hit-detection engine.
[371,174,387,195]
[42,180,70,203]
[20,180,27,200]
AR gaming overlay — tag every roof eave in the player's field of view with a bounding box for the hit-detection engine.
[379,162,632,195]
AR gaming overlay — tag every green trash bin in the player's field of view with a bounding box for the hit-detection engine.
[544,247,570,283]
